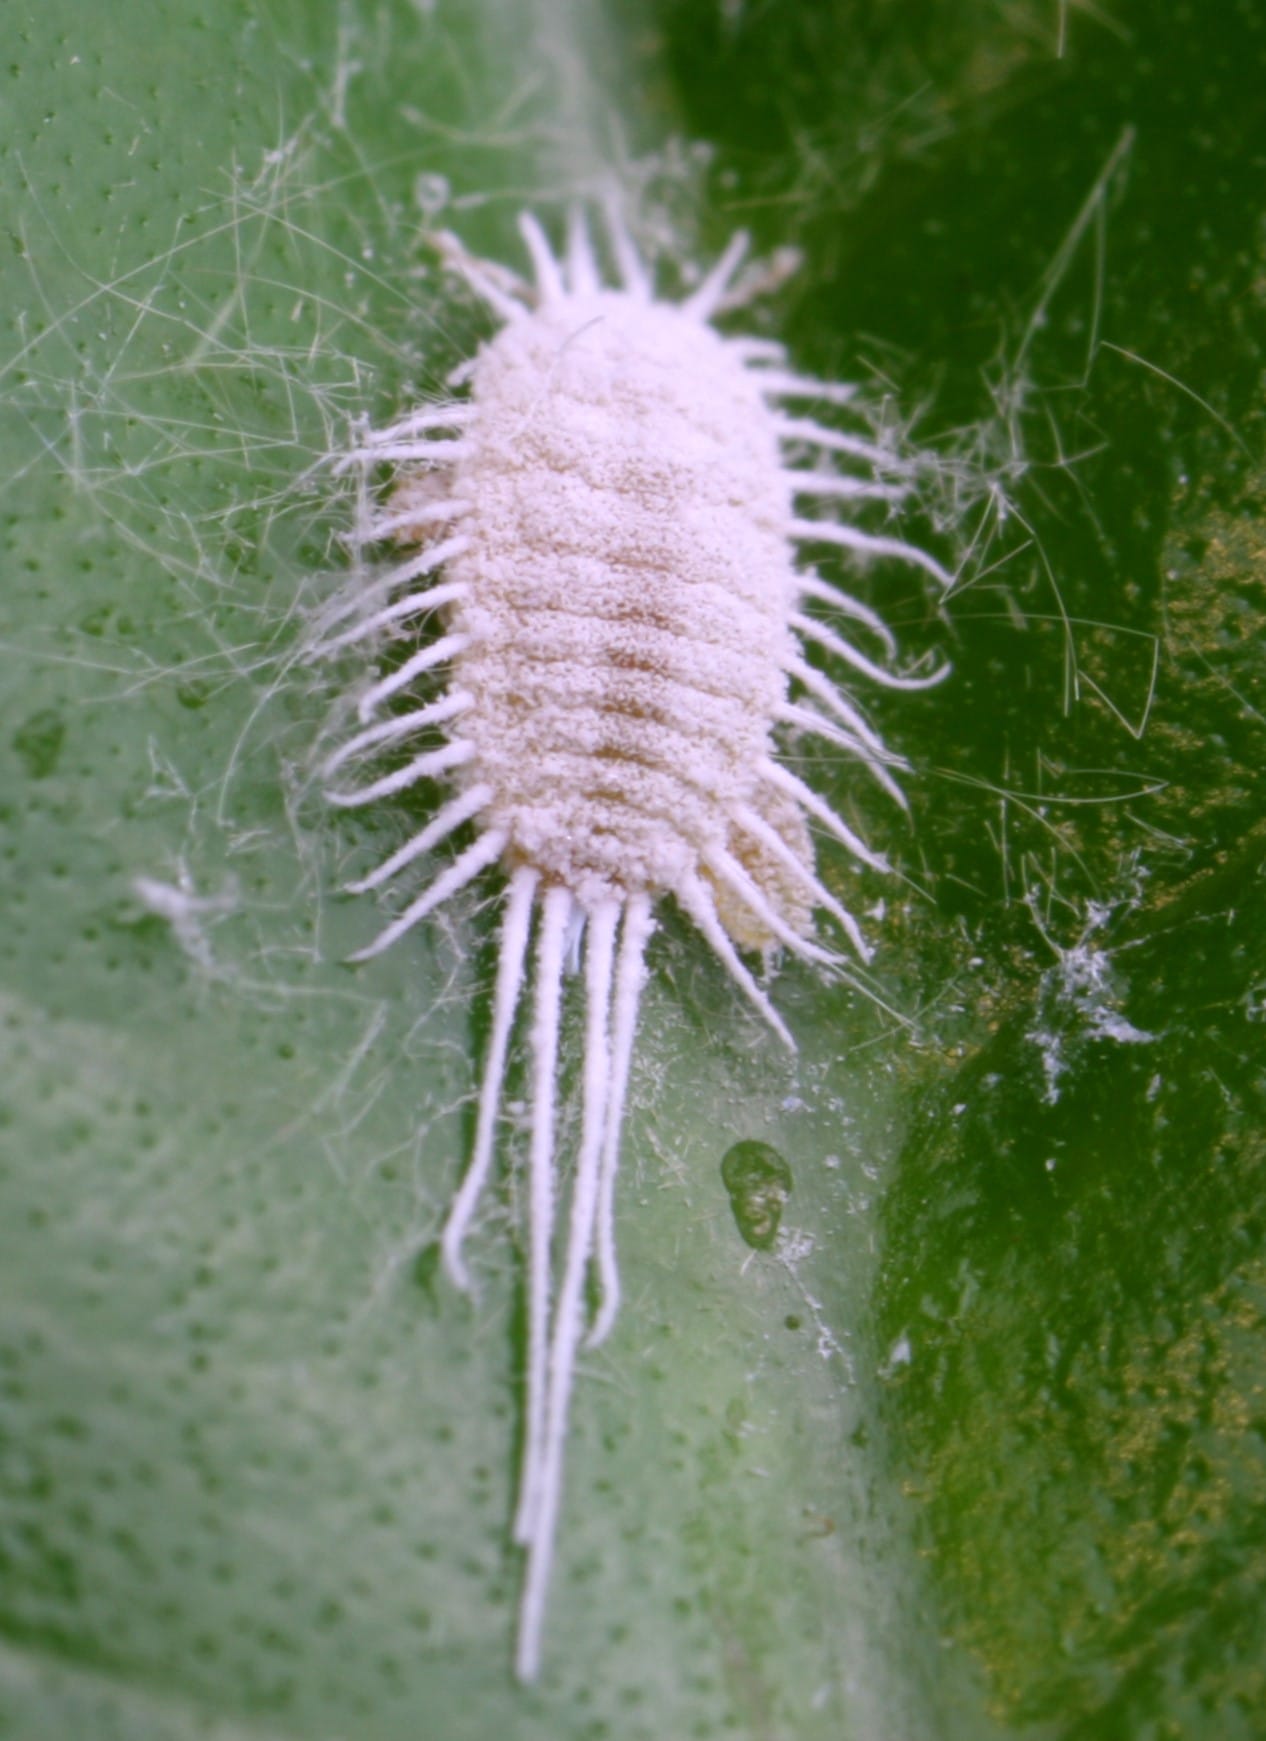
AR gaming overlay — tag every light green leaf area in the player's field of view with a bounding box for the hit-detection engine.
[4,2,1264,1739]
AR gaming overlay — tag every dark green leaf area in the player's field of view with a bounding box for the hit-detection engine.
[877,837,1266,1737]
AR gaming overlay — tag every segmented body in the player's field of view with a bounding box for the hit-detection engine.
[451,290,805,925]
[317,207,948,1681]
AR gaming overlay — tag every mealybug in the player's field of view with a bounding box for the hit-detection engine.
[314,204,949,1680]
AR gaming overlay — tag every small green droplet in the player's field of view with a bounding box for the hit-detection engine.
[720,1140,793,1251]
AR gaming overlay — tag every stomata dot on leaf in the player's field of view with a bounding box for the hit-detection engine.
[312,200,950,1681]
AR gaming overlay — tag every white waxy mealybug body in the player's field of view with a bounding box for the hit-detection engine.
[318,207,949,1682]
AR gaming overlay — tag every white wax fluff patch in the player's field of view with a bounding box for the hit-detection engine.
[318,206,949,1682]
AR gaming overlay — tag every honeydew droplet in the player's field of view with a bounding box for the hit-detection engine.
[720,1140,793,1250]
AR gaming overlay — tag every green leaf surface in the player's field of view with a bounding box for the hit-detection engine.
[3,2,1264,1738]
